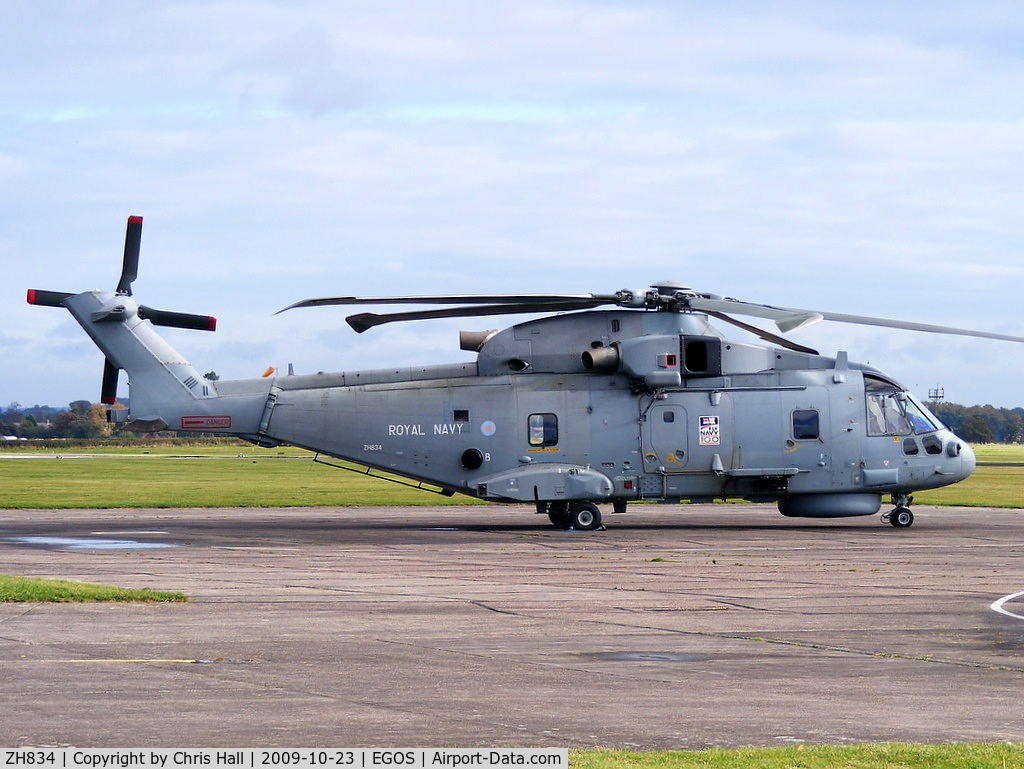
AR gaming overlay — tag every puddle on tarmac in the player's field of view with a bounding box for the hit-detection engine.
[581,651,711,663]
[5,536,178,550]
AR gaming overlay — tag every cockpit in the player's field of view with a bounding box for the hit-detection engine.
[865,375,944,437]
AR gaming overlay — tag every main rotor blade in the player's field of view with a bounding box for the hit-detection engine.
[704,311,819,355]
[809,310,1024,343]
[116,215,143,295]
[279,292,618,314]
[688,297,1024,344]
[686,297,823,332]
[347,300,607,333]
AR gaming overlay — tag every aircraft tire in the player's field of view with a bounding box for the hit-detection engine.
[570,502,602,531]
[546,502,571,528]
[890,507,914,528]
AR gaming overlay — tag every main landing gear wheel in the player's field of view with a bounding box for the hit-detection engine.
[541,501,571,528]
[570,501,603,531]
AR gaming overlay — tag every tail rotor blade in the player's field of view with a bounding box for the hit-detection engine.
[26,289,73,307]
[138,305,217,331]
[101,359,120,405]
[116,215,143,295]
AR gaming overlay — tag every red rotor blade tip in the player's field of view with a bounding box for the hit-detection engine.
[128,215,143,224]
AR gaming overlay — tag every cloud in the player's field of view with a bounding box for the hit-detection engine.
[3,0,1024,407]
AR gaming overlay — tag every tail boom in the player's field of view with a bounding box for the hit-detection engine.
[55,290,268,436]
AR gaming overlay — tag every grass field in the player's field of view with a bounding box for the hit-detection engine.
[0,574,186,602]
[571,743,1024,768]
[0,441,1020,509]
[0,443,477,508]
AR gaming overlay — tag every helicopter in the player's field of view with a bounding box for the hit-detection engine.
[27,216,1024,531]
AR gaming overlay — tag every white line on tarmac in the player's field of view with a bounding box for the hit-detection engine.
[990,591,1024,621]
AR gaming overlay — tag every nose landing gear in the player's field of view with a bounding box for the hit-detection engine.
[881,493,915,528]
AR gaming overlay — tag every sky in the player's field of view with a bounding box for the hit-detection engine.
[3,1,1024,409]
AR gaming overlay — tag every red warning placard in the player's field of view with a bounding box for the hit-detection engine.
[180,416,232,430]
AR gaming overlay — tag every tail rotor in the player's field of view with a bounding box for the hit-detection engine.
[27,215,217,407]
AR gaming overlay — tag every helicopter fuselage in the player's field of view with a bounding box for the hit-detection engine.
[67,288,973,528]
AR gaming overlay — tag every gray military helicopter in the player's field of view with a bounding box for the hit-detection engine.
[28,216,1024,530]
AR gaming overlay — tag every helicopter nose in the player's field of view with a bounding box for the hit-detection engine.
[948,436,976,482]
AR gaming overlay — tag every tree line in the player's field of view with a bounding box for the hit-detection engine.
[930,402,1023,444]
[3,399,1022,444]
[2,401,119,440]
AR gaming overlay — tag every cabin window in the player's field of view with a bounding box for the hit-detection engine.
[528,413,559,447]
[792,409,819,440]
[454,409,469,423]
[663,410,675,423]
